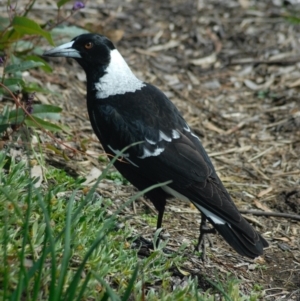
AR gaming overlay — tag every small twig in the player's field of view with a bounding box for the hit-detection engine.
[240,210,300,221]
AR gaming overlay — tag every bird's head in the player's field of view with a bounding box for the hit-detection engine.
[43,33,115,76]
[43,33,145,98]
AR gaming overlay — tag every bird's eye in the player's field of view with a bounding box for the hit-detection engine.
[84,42,93,49]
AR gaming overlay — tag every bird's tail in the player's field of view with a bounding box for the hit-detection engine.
[210,221,268,258]
[191,199,268,258]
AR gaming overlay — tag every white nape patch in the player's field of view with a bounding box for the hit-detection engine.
[159,130,171,142]
[138,146,164,159]
[162,186,226,225]
[108,145,139,167]
[172,129,180,139]
[145,137,156,145]
[95,49,145,99]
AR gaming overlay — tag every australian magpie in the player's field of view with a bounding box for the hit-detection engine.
[43,33,268,259]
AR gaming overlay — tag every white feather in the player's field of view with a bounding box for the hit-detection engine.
[139,146,164,159]
[145,137,156,145]
[162,186,226,225]
[159,130,171,142]
[95,49,145,99]
[172,129,180,139]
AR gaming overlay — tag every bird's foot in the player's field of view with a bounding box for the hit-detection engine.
[131,231,173,257]
[195,220,216,261]
[131,236,154,249]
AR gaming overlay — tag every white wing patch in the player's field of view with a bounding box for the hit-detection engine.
[162,186,226,225]
[95,49,145,99]
[183,123,200,141]
[191,132,200,141]
[145,137,156,145]
[172,129,180,139]
[183,123,190,132]
[139,129,180,159]
[108,145,139,167]
[159,130,171,142]
[139,146,164,159]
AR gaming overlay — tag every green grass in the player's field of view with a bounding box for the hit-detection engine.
[105,170,130,185]
[0,149,263,300]
[44,166,85,189]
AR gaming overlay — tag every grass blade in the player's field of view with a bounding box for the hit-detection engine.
[74,272,91,301]
[121,264,139,301]
[54,191,75,300]
[10,182,33,301]
[92,273,121,301]
[64,220,115,301]
[31,230,49,301]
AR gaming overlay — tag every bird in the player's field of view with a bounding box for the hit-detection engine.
[43,33,268,259]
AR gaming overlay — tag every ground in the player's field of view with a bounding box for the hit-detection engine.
[2,0,300,300]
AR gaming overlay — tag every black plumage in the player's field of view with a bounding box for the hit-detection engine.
[43,33,268,258]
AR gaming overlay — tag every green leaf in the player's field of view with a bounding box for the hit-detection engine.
[22,83,54,94]
[51,26,88,42]
[57,0,73,8]
[12,16,53,45]
[8,108,25,124]
[5,60,45,73]
[56,0,70,8]
[25,116,62,132]
[9,105,62,122]
[0,16,10,31]
[0,123,10,133]
[3,78,25,87]
[0,29,21,50]
[285,16,300,24]
[31,104,62,120]
[25,55,52,73]
[13,40,34,53]
[0,105,10,134]
[0,78,23,95]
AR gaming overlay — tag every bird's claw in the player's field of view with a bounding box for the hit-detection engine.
[195,216,216,261]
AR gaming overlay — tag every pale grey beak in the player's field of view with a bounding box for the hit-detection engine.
[43,41,81,58]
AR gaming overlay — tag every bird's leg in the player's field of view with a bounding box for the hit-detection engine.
[154,207,165,248]
[156,207,164,230]
[195,213,216,260]
[132,205,165,250]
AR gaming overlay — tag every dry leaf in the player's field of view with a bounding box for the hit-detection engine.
[253,199,272,212]
[176,267,190,276]
[203,121,225,134]
[257,187,273,198]
[147,40,180,52]
[32,165,43,188]
[273,237,290,242]
[287,78,300,88]
[83,167,102,186]
[244,76,274,90]
[190,53,216,67]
